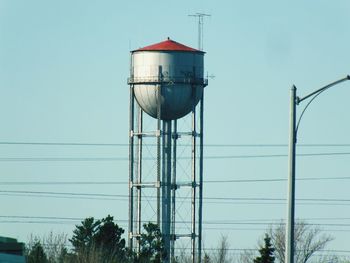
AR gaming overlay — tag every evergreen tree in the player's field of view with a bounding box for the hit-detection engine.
[27,241,48,263]
[254,234,275,263]
[94,214,126,259]
[69,215,127,262]
[138,223,166,263]
[69,217,100,253]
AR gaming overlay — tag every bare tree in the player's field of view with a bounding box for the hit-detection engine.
[237,248,256,263]
[176,236,232,263]
[211,235,232,263]
[317,255,347,263]
[176,249,191,263]
[43,232,68,263]
[27,232,69,263]
[268,220,333,263]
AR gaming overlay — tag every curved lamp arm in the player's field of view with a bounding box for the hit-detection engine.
[295,75,350,135]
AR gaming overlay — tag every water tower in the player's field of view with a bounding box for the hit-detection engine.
[128,38,207,263]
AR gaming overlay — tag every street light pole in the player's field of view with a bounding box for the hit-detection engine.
[285,75,350,263]
[286,85,296,263]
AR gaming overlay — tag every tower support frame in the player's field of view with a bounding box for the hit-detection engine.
[128,81,205,263]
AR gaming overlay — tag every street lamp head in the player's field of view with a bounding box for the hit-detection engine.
[347,75,350,80]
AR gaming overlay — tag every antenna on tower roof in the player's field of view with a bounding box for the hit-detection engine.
[188,13,211,51]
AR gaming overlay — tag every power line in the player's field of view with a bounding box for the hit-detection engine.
[0,181,128,185]
[0,215,83,221]
[179,246,350,256]
[1,176,350,185]
[0,192,126,201]
[206,176,350,183]
[205,152,350,159]
[1,190,350,203]
[1,141,350,147]
[189,248,350,256]
[0,151,349,162]
[206,143,350,148]
[0,142,128,146]
[0,190,127,198]
[2,193,350,207]
[2,215,350,228]
[0,157,127,162]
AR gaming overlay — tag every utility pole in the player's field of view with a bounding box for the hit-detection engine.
[188,13,211,51]
[285,75,350,263]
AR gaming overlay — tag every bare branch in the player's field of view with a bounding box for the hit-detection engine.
[268,220,333,263]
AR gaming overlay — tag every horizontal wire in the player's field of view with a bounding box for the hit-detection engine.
[0,157,128,162]
[2,195,350,207]
[0,152,349,162]
[1,176,350,185]
[205,152,350,159]
[205,176,350,183]
[207,144,350,148]
[0,181,128,185]
[0,142,127,146]
[2,193,350,206]
[0,192,125,201]
[2,215,350,228]
[0,190,349,203]
[1,141,350,147]
[176,247,350,253]
[0,177,343,185]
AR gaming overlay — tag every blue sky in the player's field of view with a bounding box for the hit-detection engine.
[1,0,350,257]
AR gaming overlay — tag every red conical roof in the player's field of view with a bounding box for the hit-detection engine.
[133,38,203,53]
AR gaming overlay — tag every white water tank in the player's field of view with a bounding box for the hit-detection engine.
[128,38,207,120]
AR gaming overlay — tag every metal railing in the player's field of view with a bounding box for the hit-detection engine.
[128,76,208,86]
